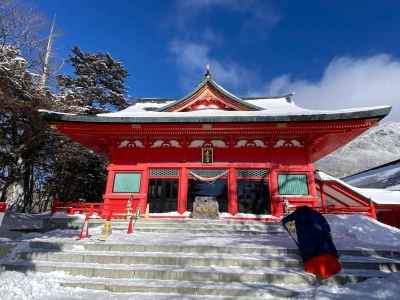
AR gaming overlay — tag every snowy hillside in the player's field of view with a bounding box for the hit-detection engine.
[316,122,400,177]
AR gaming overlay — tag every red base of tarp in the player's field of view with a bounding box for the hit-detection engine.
[304,254,342,279]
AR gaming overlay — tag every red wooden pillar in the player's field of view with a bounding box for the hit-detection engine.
[270,167,283,217]
[307,171,319,208]
[139,167,149,215]
[228,167,238,215]
[102,167,115,217]
[178,167,188,214]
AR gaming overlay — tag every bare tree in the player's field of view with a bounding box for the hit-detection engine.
[0,0,47,66]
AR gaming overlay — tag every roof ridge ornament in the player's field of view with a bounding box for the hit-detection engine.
[205,64,212,78]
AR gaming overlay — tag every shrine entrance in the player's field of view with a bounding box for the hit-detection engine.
[148,179,178,213]
[187,169,229,213]
[237,179,270,214]
[187,179,228,213]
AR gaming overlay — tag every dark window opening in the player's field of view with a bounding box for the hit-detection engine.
[148,179,178,213]
[237,179,270,214]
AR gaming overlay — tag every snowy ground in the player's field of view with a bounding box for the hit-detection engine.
[0,214,399,299]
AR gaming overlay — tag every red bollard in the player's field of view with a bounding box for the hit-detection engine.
[127,216,134,234]
[79,213,90,240]
[89,205,95,217]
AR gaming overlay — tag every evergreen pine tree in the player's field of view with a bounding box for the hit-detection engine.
[57,47,129,114]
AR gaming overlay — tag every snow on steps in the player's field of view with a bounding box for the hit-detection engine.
[17,250,302,268]
[16,250,400,272]
[2,219,400,298]
[59,277,304,298]
[90,219,287,235]
[5,260,316,284]
[3,244,399,298]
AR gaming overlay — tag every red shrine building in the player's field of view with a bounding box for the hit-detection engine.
[40,71,391,220]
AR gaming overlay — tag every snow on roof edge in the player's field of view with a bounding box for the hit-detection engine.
[316,170,400,205]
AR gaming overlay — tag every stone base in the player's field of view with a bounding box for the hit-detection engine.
[192,196,219,219]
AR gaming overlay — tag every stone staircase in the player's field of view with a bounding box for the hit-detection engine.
[2,219,400,299]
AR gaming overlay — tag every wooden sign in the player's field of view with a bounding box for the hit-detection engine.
[202,147,213,164]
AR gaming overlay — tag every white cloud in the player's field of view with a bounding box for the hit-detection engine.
[261,54,400,121]
[170,40,255,91]
[169,1,281,92]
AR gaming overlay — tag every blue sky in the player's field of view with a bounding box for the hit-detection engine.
[37,0,400,120]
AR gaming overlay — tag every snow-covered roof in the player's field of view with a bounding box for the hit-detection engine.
[39,103,391,124]
[97,74,389,118]
[97,104,388,118]
[316,171,400,205]
[128,100,176,112]
[342,159,400,190]
[38,72,392,124]
[126,95,303,114]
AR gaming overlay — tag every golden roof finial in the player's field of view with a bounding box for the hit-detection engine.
[205,64,211,78]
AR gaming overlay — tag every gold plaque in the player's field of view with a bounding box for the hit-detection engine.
[202,147,213,164]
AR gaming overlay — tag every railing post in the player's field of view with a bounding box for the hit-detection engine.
[370,201,377,219]
[320,181,327,213]
[51,199,58,214]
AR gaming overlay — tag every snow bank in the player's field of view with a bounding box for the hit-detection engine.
[0,212,47,231]
[311,272,400,300]
[0,271,64,300]
[326,214,400,248]
[50,212,87,219]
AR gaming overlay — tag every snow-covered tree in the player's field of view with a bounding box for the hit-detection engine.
[57,47,129,114]
[0,3,128,212]
[0,45,53,212]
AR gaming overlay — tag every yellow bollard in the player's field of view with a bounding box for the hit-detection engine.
[135,208,141,221]
[144,203,150,219]
[125,195,133,220]
[98,217,112,241]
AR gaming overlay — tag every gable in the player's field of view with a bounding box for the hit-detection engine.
[160,78,261,112]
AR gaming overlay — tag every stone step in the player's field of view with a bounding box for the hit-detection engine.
[340,255,400,272]
[110,219,281,226]
[91,218,278,225]
[114,223,284,230]
[3,260,315,285]
[91,220,284,230]
[3,260,391,286]
[137,219,281,226]
[109,227,286,235]
[27,240,400,260]
[18,249,400,272]
[58,277,303,298]
[28,241,300,257]
[18,250,302,268]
